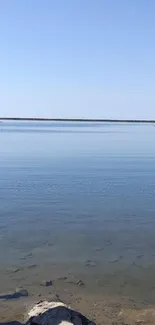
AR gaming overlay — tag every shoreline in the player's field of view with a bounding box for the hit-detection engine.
[1,257,155,324]
[1,284,155,324]
[0,117,155,123]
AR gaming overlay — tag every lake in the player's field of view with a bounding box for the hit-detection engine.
[0,121,155,323]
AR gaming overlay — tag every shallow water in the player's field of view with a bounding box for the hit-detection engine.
[0,121,155,322]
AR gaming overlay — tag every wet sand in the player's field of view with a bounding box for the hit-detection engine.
[1,287,155,325]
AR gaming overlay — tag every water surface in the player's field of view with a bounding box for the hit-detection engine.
[0,121,155,321]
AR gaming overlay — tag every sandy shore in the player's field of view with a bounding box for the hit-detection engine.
[1,281,155,325]
[1,260,155,324]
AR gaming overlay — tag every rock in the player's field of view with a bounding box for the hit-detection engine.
[65,277,85,287]
[136,254,144,260]
[40,280,53,287]
[32,272,38,276]
[7,267,20,273]
[20,253,33,260]
[28,264,37,269]
[0,288,28,300]
[57,276,68,281]
[95,247,104,252]
[26,300,96,325]
[15,288,29,297]
[12,268,20,273]
[76,280,85,287]
[27,253,33,257]
[85,260,97,268]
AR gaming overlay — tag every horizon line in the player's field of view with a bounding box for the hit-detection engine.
[0,117,155,123]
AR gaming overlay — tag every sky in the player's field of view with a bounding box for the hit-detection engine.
[0,0,155,119]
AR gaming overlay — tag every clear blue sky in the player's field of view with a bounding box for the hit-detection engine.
[0,0,155,119]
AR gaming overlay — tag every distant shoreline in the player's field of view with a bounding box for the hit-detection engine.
[0,117,155,123]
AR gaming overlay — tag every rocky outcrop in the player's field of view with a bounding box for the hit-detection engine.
[26,300,96,325]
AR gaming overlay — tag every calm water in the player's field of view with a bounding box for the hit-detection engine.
[0,121,155,308]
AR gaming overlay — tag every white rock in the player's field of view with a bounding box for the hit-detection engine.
[27,300,95,325]
[28,301,71,318]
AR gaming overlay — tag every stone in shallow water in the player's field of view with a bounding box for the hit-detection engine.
[76,280,85,287]
[26,301,96,325]
[40,280,53,287]
[0,288,28,300]
[12,268,20,273]
[65,277,85,287]
[7,267,20,273]
[57,276,68,281]
[28,264,37,269]
[85,260,97,268]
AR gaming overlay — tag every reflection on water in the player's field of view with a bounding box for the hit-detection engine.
[0,122,155,321]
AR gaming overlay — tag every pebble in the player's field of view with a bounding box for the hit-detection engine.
[66,278,85,287]
[40,280,53,287]
[85,261,97,268]
[20,253,33,260]
[12,268,20,273]
[77,280,85,287]
[57,276,68,281]
[7,268,20,273]
[28,264,37,269]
